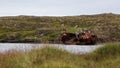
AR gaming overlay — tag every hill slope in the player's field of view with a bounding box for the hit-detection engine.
[0,13,120,43]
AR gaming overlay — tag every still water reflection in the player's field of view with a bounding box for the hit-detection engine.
[0,43,100,54]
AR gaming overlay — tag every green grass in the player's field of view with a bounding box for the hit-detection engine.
[94,42,120,56]
[0,42,120,68]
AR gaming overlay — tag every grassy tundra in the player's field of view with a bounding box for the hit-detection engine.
[0,42,120,68]
[0,13,120,43]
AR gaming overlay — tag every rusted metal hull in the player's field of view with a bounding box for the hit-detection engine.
[57,33,97,45]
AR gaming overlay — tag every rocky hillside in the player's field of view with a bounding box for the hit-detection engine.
[0,13,120,43]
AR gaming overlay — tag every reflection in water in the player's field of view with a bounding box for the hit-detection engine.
[0,43,100,54]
